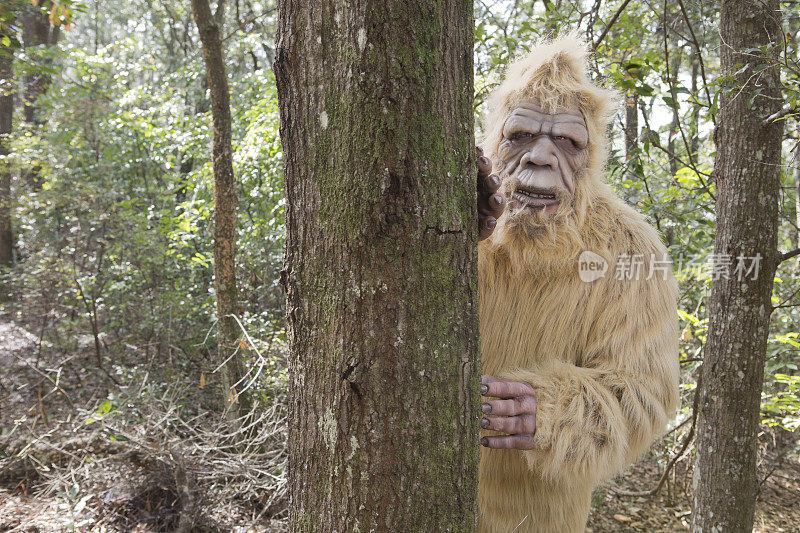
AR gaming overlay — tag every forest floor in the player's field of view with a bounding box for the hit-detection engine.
[1,313,799,532]
[586,443,800,532]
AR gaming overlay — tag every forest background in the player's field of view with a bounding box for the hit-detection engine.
[0,0,799,531]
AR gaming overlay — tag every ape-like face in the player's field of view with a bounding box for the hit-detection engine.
[497,99,589,217]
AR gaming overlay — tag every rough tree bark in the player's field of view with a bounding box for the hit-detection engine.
[275,1,480,530]
[0,41,13,267]
[190,0,251,418]
[691,1,784,531]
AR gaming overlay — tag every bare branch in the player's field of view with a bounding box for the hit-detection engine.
[766,102,799,124]
[779,247,800,264]
[663,0,716,201]
[592,0,634,50]
[676,0,716,128]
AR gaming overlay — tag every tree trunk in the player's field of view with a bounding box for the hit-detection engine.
[666,49,681,176]
[191,0,251,418]
[793,140,800,272]
[0,42,13,268]
[20,2,52,125]
[275,1,480,530]
[690,56,700,160]
[624,91,638,203]
[691,1,783,531]
[20,1,58,190]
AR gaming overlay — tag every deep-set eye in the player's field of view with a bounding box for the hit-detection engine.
[509,132,534,142]
[552,135,577,149]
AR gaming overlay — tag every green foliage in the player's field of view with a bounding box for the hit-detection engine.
[3,0,799,446]
[2,2,800,530]
[474,0,799,436]
[6,0,284,374]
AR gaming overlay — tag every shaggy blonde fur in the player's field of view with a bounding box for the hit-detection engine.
[478,34,680,533]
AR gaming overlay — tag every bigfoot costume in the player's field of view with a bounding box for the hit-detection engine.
[476,35,680,533]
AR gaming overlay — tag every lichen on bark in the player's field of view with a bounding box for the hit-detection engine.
[275,1,480,530]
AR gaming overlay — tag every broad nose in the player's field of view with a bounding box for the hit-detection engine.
[520,137,559,170]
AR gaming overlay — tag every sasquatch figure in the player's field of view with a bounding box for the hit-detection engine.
[474,35,680,533]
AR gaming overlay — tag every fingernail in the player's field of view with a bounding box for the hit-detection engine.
[482,403,492,414]
[481,417,490,428]
[487,219,496,229]
[480,437,489,447]
[491,175,500,187]
[494,194,504,206]
[481,384,489,394]
[479,156,489,166]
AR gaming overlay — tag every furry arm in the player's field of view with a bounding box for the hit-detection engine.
[504,271,680,485]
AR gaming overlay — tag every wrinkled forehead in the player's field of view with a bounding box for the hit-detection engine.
[503,99,587,136]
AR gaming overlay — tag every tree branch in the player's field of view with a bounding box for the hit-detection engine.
[214,0,228,24]
[592,0,634,50]
[766,102,799,124]
[663,0,716,202]
[779,247,800,264]
[676,0,716,128]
